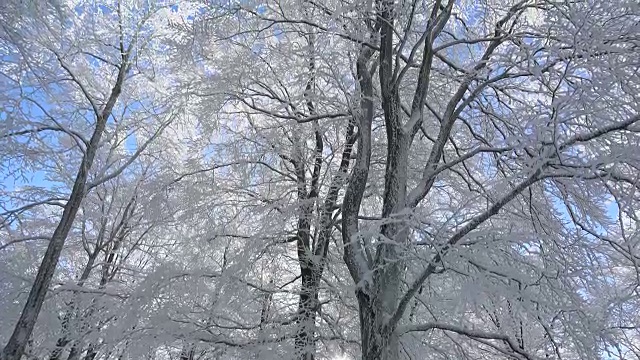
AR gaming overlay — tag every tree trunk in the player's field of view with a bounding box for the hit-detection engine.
[340,40,376,360]
[1,124,106,360]
[295,273,319,360]
[50,245,101,360]
[1,54,127,360]
[357,294,399,360]
[294,119,355,360]
[68,243,123,360]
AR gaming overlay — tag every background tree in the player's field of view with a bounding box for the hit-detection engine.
[0,1,193,358]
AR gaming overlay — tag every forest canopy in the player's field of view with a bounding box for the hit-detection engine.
[0,1,639,360]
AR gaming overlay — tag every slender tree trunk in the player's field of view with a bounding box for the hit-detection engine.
[294,23,321,360]
[2,122,107,360]
[294,120,355,360]
[292,137,315,359]
[50,243,101,360]
[67,247,119,360]
[340,40,376,360]
[358,297,399,360]
[1,54,127,360]
[68,206,134,360]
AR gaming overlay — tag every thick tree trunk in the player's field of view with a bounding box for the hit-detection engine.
[357,294,399,360]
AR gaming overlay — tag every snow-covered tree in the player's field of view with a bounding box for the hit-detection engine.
[1,1,639,360]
